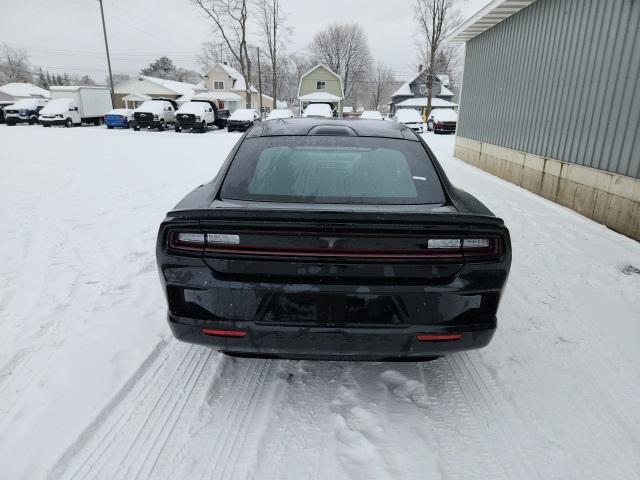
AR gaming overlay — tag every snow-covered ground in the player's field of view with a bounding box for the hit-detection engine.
[0,124,639,480]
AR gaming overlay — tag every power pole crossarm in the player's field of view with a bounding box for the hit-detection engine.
[98,0,115,108]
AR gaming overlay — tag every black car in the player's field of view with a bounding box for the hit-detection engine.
[4,98,48,126]
[226,108,261,132]
[156,118,511,361]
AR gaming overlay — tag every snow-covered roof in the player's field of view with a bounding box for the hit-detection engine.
[0,82,50,98]
[139,76,198,96]
[298,91,342,102]
[396,97,458,108]
[447,0,538,42]
[391,81,413,98]
[122,93,152,102]
[437,75,451,87]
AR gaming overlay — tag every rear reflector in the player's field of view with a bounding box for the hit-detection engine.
[416,333,463,342]
[201,328,247,337]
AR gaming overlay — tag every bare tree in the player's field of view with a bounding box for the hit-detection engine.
[197,40,235,71]
[309,23,372,106]
[0,44,33,84]
[414,0,460,115]
[192,0,253,108]
[256,0,290,109]
[367,62,399,111]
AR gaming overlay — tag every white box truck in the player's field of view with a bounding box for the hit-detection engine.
[39,86,112,127]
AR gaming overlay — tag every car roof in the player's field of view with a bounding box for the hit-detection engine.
[246,117,419,141]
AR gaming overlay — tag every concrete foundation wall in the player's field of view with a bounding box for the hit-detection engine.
[454,136,640,241]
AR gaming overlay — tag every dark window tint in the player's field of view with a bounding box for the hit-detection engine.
[221,136,446,205]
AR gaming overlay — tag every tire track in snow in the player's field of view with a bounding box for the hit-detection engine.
[52,342,217,480]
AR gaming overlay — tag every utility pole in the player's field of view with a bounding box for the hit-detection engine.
[98,0,115,108]
[257,47,263,116]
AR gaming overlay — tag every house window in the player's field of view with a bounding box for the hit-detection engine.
[316,81,326,90]
[214,81,224,90]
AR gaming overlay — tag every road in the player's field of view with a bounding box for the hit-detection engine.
[0,124,638,480]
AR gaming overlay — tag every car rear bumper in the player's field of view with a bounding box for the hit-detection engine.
[168,312,496,360]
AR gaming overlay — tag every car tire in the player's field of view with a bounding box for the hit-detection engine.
[29,116,37,125]
[133,125,140,131]
[157,120,165,131]
[175,126,181,132]
[227,127,232,132]
[43,124,50,127]
[127,121,132,129]
[65,118,73,128]
[7,122,15,126]
[93,118,102,126]
[200,121,207,133]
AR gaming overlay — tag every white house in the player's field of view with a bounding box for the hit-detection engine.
[0,83,50,103]
[113,76,204,109]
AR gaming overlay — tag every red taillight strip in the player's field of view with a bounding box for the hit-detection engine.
[202,245,464,259]
[201,328,247,337]
[416,333,463,342]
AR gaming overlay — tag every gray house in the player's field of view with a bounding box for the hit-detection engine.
[390,72,457,119]
[449,0,640,241]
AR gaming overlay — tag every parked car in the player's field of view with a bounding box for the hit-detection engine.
[226,108,261,132]
[104,109,134,129]
[156,118,512,361]
[302,103,333,118]
[266,109,294,120]
[427,109,458,134]
[39,86,112,127]
[395,109,424,133]
[4,98,48,125]
[175,100,226,132]
[360,110,383,120]
[133,98,177,131]
[0,101,13,123]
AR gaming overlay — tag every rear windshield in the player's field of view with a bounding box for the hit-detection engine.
[220,136,446,204]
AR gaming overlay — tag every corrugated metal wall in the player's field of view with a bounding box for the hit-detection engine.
[457,0,640,179]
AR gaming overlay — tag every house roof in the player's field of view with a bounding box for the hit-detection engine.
[0,82,50,98]
[115,76,199,96]
[298,91,343,102]
[396,97,458,108]
[122,93,151,101]
[297,63,344,99]
[391,73,454,98]
[447,0,538,42]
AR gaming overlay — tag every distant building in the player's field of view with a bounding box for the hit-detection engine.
[390,71,457,119]
[113,76,203,109]
[199,62,276,113]
[297,64,344,116]
[0,83,50,103]
[449,0,640,241]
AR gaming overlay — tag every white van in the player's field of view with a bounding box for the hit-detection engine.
[302,104,333,118]
[39,86,112,127]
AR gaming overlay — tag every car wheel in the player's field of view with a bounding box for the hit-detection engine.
[133,125,140,131]
[7,122,15,126]
[157,120,165,131]
[227,127,232,132]
[127,121,132,129]
[93,118,102,126]
[65,118,73,128]
[43,124,50,127]
[200,120,207,133]
[29,116,37,125]
[175,125,181,132]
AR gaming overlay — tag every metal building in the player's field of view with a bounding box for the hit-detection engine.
[449,0,640,240]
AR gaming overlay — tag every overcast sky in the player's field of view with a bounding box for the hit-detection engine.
[0,0,490,83]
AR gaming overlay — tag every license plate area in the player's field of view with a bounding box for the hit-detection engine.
[259,293,405,326]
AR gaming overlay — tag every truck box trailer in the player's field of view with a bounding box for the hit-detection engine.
[39,86,112,127]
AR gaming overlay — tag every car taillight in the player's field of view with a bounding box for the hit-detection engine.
[168,230,501,261]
